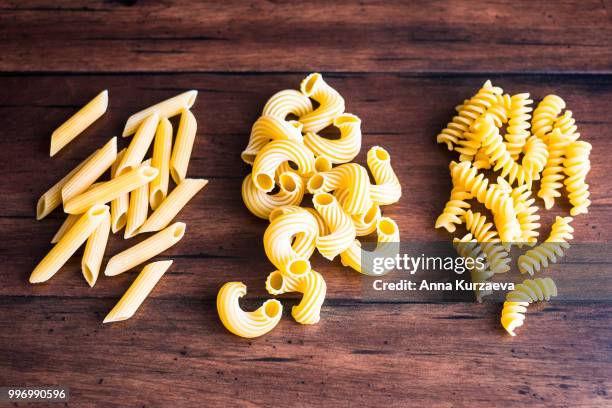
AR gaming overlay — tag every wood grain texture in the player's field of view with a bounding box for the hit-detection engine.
[0,0,611,73]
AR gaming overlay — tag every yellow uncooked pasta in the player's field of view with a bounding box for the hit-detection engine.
[504,93,533,160]
[50,90,108,157]
[290,270,326,325]
[104,222,185,276]
[51,214,79,244]
[462,210,511,275]
[110,148,129,233]
[307,163,371,215]
[61,137,117,203]
[531,95,565,139]
[124,159,151,239]
[170,108,197,184]
[564,140,592,216]
[241,115,304,165]
[140,178,208,233]
[453,233,494,303]
[122,90,197,137]
[29,204,109,284]
[510,183,540,245]
[217,282,283,338]
[104,260,173,323]
[518,216,574,275]
[149,117,173,210]
[261,89,313,120]
[313,193,356,260]
[115,113,159,176]
[304,113,362,164]
[64,165,158,214]
[435,187,472,233]
[81,209,111,287]
[351,201,381,236]
[501,277,557,336]
[299,73,345,133]
[241,171,304,219]
[538,128,570,210]
[367,146,402,206]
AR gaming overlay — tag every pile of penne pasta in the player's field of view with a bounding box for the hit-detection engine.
[217,73,402,338]
[31,90,207,323]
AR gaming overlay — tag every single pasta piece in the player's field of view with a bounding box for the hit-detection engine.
[503,93,532,160]
[110,148,129,233]
[367,146,402,206]
[29,204,109,284]
[169,109,197,184]
[104,260,173,323]
[553,110,579,140]
[61,137,117,202]
[501,277,557,336]
[115,113,159,176]
[122,90,197,137]
[518,216,574,275]
[81,209,111,287]
[453,233,494,303]
[341,217,400,275]
[241,115,304,165]
[299,73,345,133]
[261,89,313,120]
[510,183,541,246]
[455,99,506,162]
[307,163,371,215]
[313,193,356,260]
[531,95,565,139]
[242,172,304,219]
[521,135,549,186]
[350,200,381,236]
[64,165,158,214]
[125,159,151,239]
[434,187,472,233]
[140,178,208,233]
[217,282,282,338]
[51,214,79,244]
[150,117,173,210]
[50,90,108,157]
[538,129,570,209]
[564,140,592,216]
[462,210,511,274]
[304,113,361,164]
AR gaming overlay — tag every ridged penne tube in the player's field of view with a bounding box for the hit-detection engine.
[149,117,173,210]
[51,214,79,244]
[140,178,208,233]
[307,163,371,215]
[64,165,158,214]
[110,148,129,233]
[115,113,159,176]
[251,140,315,193]
[170,109,197,184]
[241,116,304,165]
[340,217,400,275]
[61,137,117,202]
[50,90,108,157]
[29,204,109,284]
[304,113,362,164]
[81,209,111,287]
[298,73,345,133]
[104,260,173,323]
[263,207,319,271]
[104,222,185,276]
[367,146,402,205]
[217,282,282,338]
[262,89,313,120]
[122,90,197,137]
[291,270,327,325]
[125,159,151,239]
[313,193,356,260]
[242,172,304,219]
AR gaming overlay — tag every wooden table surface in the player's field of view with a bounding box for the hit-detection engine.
[1,1,611,407]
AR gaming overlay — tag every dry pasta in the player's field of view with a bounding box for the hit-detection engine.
[303,113,361,164]
[262,89,313,120]
[299,73,345,133]
[307,163,371,215]
[501,277,557,336]
[115,113,159,176]
[110,148,129,233]
[124,159,151,239]
[241,115,304,165]
[81,209,111,287]
[518,216,574,275]
[242,172,305,219]
[169,108,197,183]
[313,193,356,260]
[149,117,173,210]
[367,146,402,206]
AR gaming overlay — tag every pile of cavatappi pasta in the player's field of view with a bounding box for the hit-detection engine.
[436,80,591,336]
[217,73,402,338]
[32,90,207,323]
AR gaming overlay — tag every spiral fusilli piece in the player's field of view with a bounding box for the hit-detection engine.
[501,277,557,336]
[518,216,574,275]
[564,140,592,216]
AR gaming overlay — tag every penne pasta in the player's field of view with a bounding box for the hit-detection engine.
[103,260,173,323]
[51,214,79,244]
[115,113,159,176]
[110,148,129,233]
[149,117,173,210]
[104,222,185,276]
[124,159,151,239]
[122,90,197,137]
[64,165,158,214]
[29,204,109,284]
[169,108,197,184]
[50,90,108,157]
[81,209,111,287]
[61,137,117,202]
[139,178,207,233]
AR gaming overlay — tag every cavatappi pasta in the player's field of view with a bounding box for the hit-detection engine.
[81,209,111,287]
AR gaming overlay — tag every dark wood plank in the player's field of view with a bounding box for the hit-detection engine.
[0,0,611,74]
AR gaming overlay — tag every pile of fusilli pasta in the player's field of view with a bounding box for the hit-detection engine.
[217,73,402,338]
[436,80,592,335]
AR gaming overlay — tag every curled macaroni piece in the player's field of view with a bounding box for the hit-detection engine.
[351,201,381,236]
[340,217,400,275]
[252,139,315,193]
[217,282,282,338]
[367,146,402,206]
[501,277,557,336]
[453,233,494,303]
[262,89,313,120]
[313,193,356,260]
[518,216,574,275]
[504,93,532,160]
[241,116,303,165]
[305,207,330,236]
[538,129,570,210]
[242,172,305,219]
[304,113,361,164]
[435,187,472,233]
[564,140,592,216]
[299,73,345,133]
[531,95,565,139]
[307,163,372,215]
[462,210,510,275]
